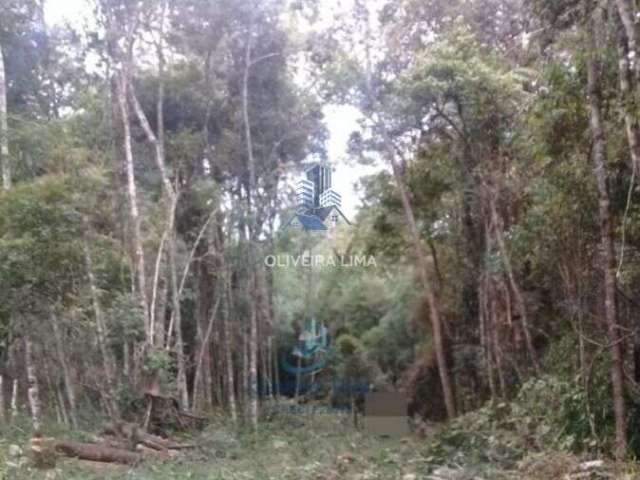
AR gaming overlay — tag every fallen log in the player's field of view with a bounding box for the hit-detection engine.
[54,440,141,465]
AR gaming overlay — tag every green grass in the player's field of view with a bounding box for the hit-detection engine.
[0,406,630,480]
[1,410,426,480]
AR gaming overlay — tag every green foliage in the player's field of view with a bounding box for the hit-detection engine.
[513,374,613,454]
[105,292,146,345]
[0,175,86,309]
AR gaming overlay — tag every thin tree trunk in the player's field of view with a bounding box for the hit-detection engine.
[25,337,42,431]
[587,3,627,459]
[0,46,12,417]
[55,388,65,425]
[10,377,18,420]
[50,312,78,427]
[223,267,238,422]
[242,31,260,431]
[84,241,120,418]
[479,273,496,401]
[241,324,249,413]
[170,230,189,409]
[615,14,640,175]
[489,278,507,398]
[266,336,273,399]
[248,294,258,428]
[488,192,541,375]
[48,359,69,427]
[129,78,188,408]
[0,374,4,423]
[123,342,130,378]
[150,231,168,343]
[154,258,168,347]
[0,43,10,190]
[273,337,280,398]
[192,299,219,411]
[193,236,214,411]
[115,69,151,341]
[614,0,640,79]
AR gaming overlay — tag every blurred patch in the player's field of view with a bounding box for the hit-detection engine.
[364,391,409,437]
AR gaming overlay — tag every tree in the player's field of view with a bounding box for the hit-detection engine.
[585,1,627,459]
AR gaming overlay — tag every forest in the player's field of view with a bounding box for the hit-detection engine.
[3,0,640,478]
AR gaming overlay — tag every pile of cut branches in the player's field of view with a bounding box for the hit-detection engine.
[29,421,196,469]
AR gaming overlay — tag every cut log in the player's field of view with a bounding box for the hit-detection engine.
[54,440,141,465]
[29,437,57,469]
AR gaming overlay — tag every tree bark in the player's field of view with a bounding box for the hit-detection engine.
[10,377,18,421]
[54,440,141,465]
[614,0,640,79]
[50,312,78,427]
[0,374,5,422]
[25,337,42,432]
[115,69,151,342]
[248,274,259,429]
[223,266,238,422]
[192,299,219,411]
[0,43,10,190]
[586,3,627,459]
[242,31,260,431]
[615,13,640,175]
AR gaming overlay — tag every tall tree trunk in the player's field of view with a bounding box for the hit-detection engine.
[460,144,482,336]
[479,272,496,401]
[169,230,189,409]
[0,43,10,191]
[115,70,151,342]
[241,323,249,413]
[25,338,42,432]
[614,11,640,387]
[50,312,78,427]
[0,45,12,423]
[192,237,214,411]
[129,83,176,346]
[223,267,238,422]
[379,127,456,420]
[359,4,455,414]
[129,69,189,408]
[615,14,640,175]
[248,277,259,429]
[0,374,5,423]
[587,3,627,459]
[242,31,260,431]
